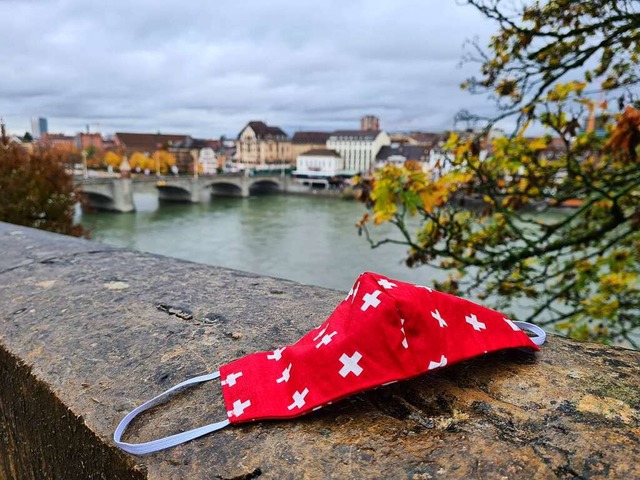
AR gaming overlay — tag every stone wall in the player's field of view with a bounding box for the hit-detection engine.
[0,222,638,479]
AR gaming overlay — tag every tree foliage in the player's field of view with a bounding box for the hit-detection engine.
[104,151,123,169]
[151,150,176,174]
[0,129,87,237]
[358,0,640,347]
[84,145,104,168]
[128,152,151,171]
[463,0,640,122]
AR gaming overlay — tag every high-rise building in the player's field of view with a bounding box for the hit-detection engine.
[360,115,380,132]
[31,117,48,138]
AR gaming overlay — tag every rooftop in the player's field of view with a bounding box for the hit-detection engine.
[115,132,190,153]
[299,148,341,157]
[376,145,429,161]
[328,130,381,141]
[241,121,288,140]
[292,131,331,144]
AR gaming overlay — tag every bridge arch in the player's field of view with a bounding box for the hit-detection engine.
[207,181,245,197]
[80,191,116,211]
[248,178,281,195]
[156,184,194,202]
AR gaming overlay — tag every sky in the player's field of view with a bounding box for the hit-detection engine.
[0,0,500,138]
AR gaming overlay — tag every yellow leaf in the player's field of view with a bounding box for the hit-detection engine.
[529,137,547,150]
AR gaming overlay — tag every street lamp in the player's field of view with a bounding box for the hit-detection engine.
[82,150,88,179]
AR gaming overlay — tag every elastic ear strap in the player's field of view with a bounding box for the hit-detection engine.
[513,321,547,346]
[113,371,230,455]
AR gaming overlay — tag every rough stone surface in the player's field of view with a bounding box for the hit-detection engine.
[0,221,639,479]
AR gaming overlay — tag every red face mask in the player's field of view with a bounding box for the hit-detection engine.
[115,272,545,454]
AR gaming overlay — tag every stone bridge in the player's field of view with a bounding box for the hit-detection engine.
[156,174,286,202]
[76,177,137,213]
[76,174,289,212]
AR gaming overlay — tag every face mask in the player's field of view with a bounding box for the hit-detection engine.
[115,271,545,454]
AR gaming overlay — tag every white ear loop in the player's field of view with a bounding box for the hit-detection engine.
[513,321,547,346]
[114,371,229,455]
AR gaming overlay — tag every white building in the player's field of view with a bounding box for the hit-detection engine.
[375,144,429,170]
[326,130,391,174]
[294,149,344,177]
[198,147,217,174]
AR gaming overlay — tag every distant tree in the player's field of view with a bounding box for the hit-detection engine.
[358,0,640,347]
[104,151,123,169]
[0,124,86,237]
[129,152,151,171]
[84,145,105,169]
[151,150,177,174]
[23,132,33,143]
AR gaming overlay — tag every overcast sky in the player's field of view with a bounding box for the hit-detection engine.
[1,0,500,138]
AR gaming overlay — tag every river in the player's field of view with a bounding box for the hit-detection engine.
[79,188,445,293]
[77,189,640,347]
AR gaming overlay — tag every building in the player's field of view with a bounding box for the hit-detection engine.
[326,130,391,173]
[375,144,429,169]
[198,148,218,174]
[361,115,380,132]
[169,137,221,173]
[407,132,448,147]
[389,133,420,145]
[235,121,292,167]
[114,132,190,156]
[75,133,104,152]
[31,117,48,139]
[294,149,344,177]
[291,131,331,163]
[40,133,75,150]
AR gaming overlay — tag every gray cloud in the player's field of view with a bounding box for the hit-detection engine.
[1,0,500,137]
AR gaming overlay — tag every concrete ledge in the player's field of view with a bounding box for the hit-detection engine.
[0,221,639,479]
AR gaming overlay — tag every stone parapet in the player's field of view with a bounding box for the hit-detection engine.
[0,221,638,479]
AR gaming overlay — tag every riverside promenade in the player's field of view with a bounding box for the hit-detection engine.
[0,221,639,479]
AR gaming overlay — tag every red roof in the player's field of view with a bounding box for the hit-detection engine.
[115,132,190,153]
[292,131,330,144]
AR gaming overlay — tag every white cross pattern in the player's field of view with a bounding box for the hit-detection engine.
[221,371,243,387]
[361,290,382,311]
[431,309,448,328]
[287,388,309,410]
[276,363,292,383]
[316,331,338,348]
[400,318,408,349]
[504,317,521,331]
[346,281,360,302]
[267,346,286,361]
[465,313,486,331]
[227,398,251,418]
[339,351,363,377]
[378,279,397,289]
[313,326,327,342]
[428,355,448,370]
